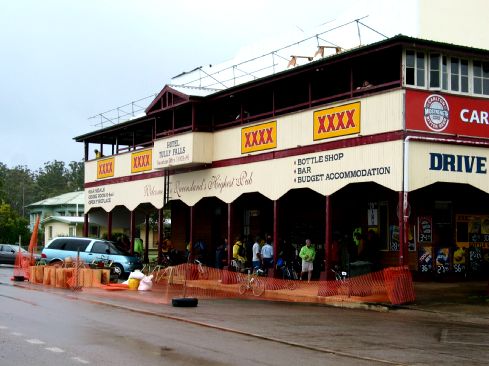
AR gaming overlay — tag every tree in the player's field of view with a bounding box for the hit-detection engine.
[66,161,84,191]
[0,165,38,218]
[0,201,30,244]
[36,160,69,199]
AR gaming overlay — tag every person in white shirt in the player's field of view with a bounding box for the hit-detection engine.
[261,236,274,273]
[252,236,262,270]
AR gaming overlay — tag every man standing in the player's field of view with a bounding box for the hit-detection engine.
[299,239,316,282]
[261,236,274,273]
[232,236,246,272]
[251,236,262,271]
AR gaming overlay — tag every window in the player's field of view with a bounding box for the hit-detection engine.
[442,56,448,90]
[461,59,469,92]
[429,54,440,88]
[91,241,109,254]
[69,226,76,236]
[406,50,425,87]
[48,226,53,240]
[451,58,460,91]
[473,61,489,95]
[64,238,90,251]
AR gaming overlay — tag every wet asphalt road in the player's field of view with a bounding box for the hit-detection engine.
[0,265,488,365]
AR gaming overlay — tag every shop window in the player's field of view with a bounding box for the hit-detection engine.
[378,201,389,250]
[473,60,489,95]
[89,225,99,237]
[434,201,453,246]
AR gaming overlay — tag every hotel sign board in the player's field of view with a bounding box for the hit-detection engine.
[313,101,361,140]
[154,132,213,169]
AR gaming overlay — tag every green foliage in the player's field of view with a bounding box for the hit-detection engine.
[0,202,30,244]
[0,160,85,242]
[0,160,85,218]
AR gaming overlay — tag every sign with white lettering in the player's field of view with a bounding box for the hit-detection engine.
[406,90,489,139]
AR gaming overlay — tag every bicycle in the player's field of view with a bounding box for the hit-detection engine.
[278,260,298,290]
[330,266,348,281]
[194,259,209,280]
[238,268,265,296]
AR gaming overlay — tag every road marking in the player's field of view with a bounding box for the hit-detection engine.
[11,332,23,336]
[26,338,45,345]
[45,347,65,353]
[71,357,90,364]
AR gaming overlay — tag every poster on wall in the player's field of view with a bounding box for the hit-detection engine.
[408,226,416,252]
[452,246,466,273]
[418,246,433,273]
[435,247,450,274]
[389,225,400,251]
[417,216,432,243]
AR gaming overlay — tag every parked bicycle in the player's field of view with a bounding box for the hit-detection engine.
[194,259,209,280]
[238,268,265,296]
[330,265,348,281]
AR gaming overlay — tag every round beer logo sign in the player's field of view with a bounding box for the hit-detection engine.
[423,94,450,131]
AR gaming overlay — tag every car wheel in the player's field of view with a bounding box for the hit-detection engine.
[111,263,124,277]
[172,297,198,307]
[50,259,63,268]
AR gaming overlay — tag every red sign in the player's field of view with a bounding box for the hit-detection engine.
[406,89,489,139]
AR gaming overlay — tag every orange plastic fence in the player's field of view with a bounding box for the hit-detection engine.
[147,263,415,305]
[25,263,416,306]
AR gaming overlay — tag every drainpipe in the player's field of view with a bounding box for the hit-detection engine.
[401,136,412,266]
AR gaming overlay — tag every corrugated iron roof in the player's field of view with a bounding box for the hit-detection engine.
[41,215,85,224]
[167,84,222,97]
[27,191,84,207]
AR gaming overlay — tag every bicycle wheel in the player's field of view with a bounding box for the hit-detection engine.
[251,278,265,296]
[238,283,248,295]
[285,280,297,290]
[199,267,209,280]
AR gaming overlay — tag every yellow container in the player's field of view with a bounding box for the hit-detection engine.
[128,278,140,290]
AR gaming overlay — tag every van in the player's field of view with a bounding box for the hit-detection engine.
[41,237,142,277]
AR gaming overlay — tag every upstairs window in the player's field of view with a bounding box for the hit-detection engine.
[473,61,489,95]
[429,53,440,88]
[406,50,425,87]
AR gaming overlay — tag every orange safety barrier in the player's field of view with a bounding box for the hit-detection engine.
[27,262,416,306]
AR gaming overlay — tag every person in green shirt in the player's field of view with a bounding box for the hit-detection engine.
[299,239,316,282]
[134,238,144,258]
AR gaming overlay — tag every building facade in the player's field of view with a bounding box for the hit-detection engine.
[76,35,489,278]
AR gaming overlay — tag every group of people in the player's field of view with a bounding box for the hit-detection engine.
[232,235,274,273]
[231,235,317,282]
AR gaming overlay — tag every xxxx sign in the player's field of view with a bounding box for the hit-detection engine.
[97,158,115,179]
[241,121,277,154]
[313,101,361,140]
[131,149,152,173]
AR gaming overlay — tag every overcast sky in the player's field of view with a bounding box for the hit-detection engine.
[0,0,417,170]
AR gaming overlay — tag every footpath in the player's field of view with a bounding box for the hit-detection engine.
[11,274,489,326]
